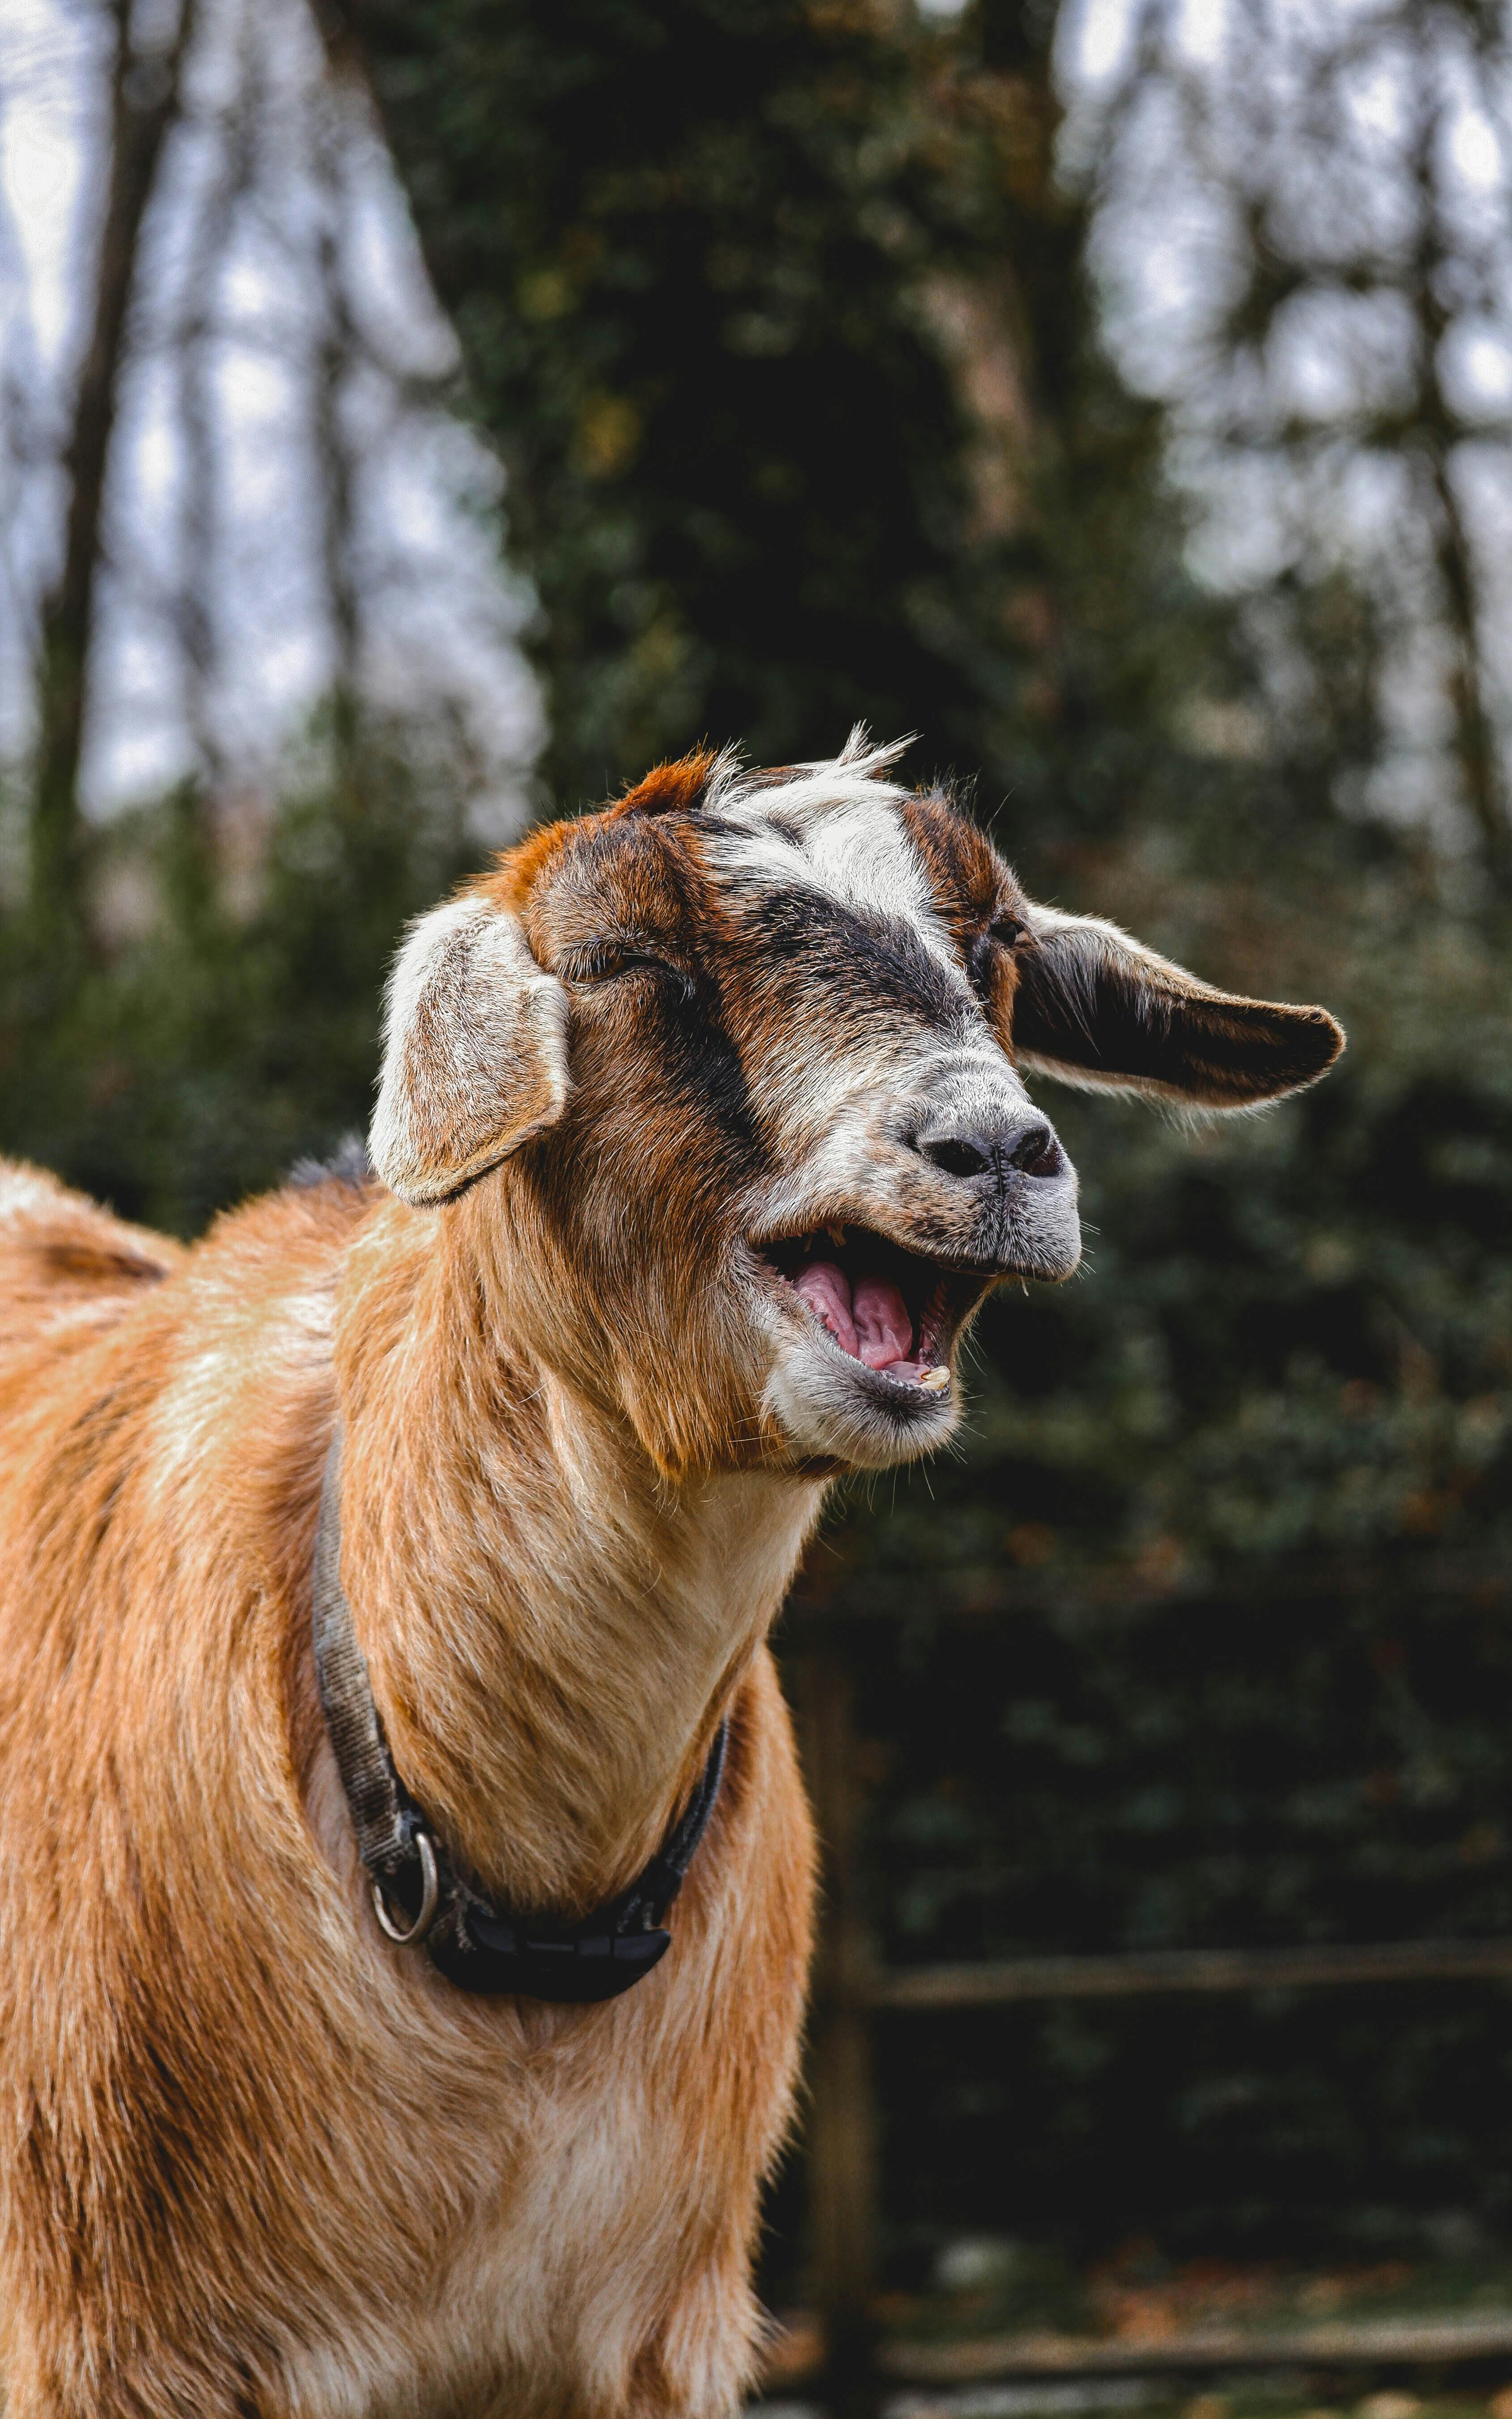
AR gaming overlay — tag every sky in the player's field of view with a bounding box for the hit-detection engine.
[1055,0,1512,848]
[0,0,542,834]
[4,0,1512,852]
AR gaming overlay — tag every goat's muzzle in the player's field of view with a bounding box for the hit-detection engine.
[902,1097,1082,1286]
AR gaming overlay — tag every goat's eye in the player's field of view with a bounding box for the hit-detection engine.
[562,943,688,994]
[967,914,1027,990]
[563,944,639,982]
[560,947,610,984]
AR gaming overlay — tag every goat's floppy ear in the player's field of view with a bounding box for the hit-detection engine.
[369,896,570,1204]
[1009,906,1344,1108]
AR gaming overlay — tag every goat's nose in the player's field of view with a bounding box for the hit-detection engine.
[917,1114,1065,1184]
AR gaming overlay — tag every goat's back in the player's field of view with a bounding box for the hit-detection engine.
[0,1160,181,1377]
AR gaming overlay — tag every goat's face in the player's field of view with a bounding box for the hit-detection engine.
[371,737,1344,1477]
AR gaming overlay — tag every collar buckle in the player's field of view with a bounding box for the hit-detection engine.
[371,1829,440,1946]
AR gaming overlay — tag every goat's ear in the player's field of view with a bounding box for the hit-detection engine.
[1008,906,1344,1108]
[369,896,570,1205]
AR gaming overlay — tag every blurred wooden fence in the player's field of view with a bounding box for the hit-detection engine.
[794,1635,1512,2419]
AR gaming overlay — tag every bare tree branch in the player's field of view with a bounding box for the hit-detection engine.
[32,0,199,929]
[1403,18,1512,887]
[1080,0,1512,887]
[309,85,363,786]
[174,0,260,792]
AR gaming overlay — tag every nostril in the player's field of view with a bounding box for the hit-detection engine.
[922,1134,995,1179]
[1009,1122,1062,1179]
[918,1119,1065,1182]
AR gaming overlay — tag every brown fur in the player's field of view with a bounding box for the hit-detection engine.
[0,1161,815,2419]
[0,745,1342,2416]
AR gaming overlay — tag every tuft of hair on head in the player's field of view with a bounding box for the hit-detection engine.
[612,749,723,820]
[695,726,919,831]
[829,723,915,782]
[731,725,915,797]
[610,727,917,826]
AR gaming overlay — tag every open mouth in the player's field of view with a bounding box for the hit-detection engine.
[756,1225,993,1397]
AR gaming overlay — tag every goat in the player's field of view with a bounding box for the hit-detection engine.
[0,736,1343,2417]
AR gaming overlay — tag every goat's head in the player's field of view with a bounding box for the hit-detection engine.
[370,734,1344,1477]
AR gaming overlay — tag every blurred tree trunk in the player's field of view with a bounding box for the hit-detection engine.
[1403,31,1512,893]
[33,0,198,930]
[311,106,363,798]
[176,0,259,795]
[306,0,994,806]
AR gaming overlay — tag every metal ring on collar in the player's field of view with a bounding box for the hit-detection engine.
[371,1829,439,1946]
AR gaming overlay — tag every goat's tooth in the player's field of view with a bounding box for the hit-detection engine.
[918,1366,950,1395]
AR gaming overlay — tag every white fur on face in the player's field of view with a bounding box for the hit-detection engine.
[699,733,966,983]
[700,740,1001,1179]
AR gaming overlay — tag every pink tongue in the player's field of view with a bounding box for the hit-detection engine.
[794,1261,858,1357]
[795,1261,913,1370]
[853,1273,912,1369]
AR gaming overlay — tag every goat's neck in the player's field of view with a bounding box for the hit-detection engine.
[332,1201,824,1914]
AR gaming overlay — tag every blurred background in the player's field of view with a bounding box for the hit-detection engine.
[4,0,1512,2412]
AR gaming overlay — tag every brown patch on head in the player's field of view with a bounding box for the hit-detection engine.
[901,791,1002,944]
[610,751,719,823]
[484,817,577,913]
[901,789,1031,1050]
[516,808,719,983]
[479,750,721,921]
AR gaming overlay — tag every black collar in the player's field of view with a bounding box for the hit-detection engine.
[311,1427,728,2003]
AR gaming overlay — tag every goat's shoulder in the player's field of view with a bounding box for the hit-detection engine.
[0,1154,375,1440]
[0,1158,180,1329]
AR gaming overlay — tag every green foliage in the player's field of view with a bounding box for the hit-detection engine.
[347,0,1126,809]
[0,741,483,1235]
